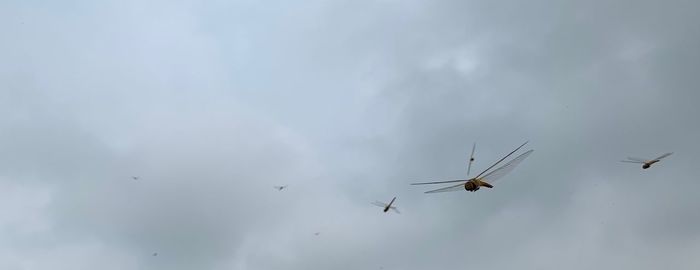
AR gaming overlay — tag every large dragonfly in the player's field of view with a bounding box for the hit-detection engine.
[411,141,533,193]
[621,152,673,169]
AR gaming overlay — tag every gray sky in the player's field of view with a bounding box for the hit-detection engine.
[1,0,700,269]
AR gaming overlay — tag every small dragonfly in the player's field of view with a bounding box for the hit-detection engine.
[273,185,288,191]
[132,176,139,181]
[467,142,476,176]
[371,197,400,213]
[411,141,533,193]
[621,152,673,169]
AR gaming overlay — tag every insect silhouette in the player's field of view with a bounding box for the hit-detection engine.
[467,142,476,176]
[371,197,400,213]
[621,152,673,169]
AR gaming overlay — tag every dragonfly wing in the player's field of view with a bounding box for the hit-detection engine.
[626,157,648,162]
[424,183,465,193]
[411,179,470,185]
[371,201,387,207]
[653,152,673,161]
[620,160,645,164]
[481,150,533,184]
[474,141,528,179]
[390,207,400,214]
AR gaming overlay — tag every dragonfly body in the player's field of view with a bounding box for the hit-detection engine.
[467,143,476,176]
[383,197,397,212]
[464,178,493,192]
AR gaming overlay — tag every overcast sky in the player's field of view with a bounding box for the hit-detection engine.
[2,0,700,269]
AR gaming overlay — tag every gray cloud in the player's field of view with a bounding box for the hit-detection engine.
[1,0,699,269]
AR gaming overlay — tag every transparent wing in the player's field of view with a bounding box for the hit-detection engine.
[474,141,528,179]
[620,160,645,164]
[371,201,387,207]
[424,183,465,194]
[411,179,470,185]
[626,157,648,162]
[653,152,673,161]
[481,150,533,183]
[390,207,400,214]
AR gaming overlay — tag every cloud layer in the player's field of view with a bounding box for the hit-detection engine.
[1,0,699,269]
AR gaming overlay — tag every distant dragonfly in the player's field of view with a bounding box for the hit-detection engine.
[132,176,139,181]
[621,152,673,169]
[411,141,533,193]
[274,185,288,191]
[372,197,400,213]
[467,142,476,176]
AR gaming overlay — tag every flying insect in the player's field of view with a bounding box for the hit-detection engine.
[411,141,533,193]
[274,185,288,191]
[621,152,673,169]
[371,197,400,213]
[467,142,476,176]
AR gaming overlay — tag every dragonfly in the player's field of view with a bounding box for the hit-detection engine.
[273,185,288,191]
[467,142,476,176]
[621,152,673,169]
[371,197,400,213]
[411,141,533,193]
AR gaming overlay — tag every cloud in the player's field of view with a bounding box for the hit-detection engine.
[1,0,699,269]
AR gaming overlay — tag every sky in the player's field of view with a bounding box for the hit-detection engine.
[1,0,700,269]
